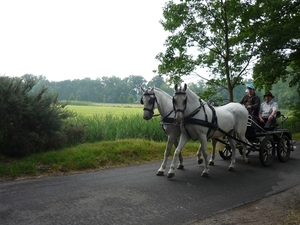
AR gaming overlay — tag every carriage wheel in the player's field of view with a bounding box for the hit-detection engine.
[276,135,291,162]
[219,145,232,160]
[259,136,276,166]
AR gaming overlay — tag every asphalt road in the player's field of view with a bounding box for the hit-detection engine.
[1,143,299,225]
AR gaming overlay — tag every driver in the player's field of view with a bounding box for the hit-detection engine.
[239,84,261,117]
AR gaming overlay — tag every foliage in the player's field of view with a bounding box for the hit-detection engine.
[156,0,258,101]
[28,74,174,103]
[0,76,76,157]
[250,0,300,93]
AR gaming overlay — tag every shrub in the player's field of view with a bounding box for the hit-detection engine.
[0,75,76,157]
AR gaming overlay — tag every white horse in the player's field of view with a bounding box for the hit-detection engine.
[167,84,250,178]
[141,87,195,176]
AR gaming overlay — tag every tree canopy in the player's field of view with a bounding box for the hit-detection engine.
[155,0,300,100]
[251,0,300,93]
[156,0,259,101]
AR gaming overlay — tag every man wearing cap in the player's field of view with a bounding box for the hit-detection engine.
[258,91,278,130]
[239,84,261,117]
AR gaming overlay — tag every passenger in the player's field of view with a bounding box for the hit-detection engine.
[239,84,261,117]
[258,91,278,130]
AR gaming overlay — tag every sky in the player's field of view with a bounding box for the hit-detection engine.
[0,0,173,82]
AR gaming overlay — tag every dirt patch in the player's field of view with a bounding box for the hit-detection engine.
[194,185,300,225]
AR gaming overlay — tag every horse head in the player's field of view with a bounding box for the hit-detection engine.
[140,87,157,120]
[173,84,188,123]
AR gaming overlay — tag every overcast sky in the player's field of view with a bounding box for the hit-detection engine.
[0,0,172,82]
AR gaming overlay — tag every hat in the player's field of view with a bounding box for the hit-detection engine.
[264,91,274,98]
[247,84,255,89]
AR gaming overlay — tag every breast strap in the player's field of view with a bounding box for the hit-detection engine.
[183,100,218,140]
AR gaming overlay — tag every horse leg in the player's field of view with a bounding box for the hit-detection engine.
[157,135,173,176]
[228,132,236,171]
[198,134,210,177]
[167,134,189,178]
[209,138,217,166]
[196,144,204,164]
[237,135,250,164]
[175,138,184,170]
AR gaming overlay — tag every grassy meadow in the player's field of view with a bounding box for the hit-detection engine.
[66,104,145,117]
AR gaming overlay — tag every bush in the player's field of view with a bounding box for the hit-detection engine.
[0,75,76,157]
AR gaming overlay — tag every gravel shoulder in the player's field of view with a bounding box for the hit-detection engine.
[194,185,300,225]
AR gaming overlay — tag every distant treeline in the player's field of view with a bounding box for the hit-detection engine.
[24,74,298,109]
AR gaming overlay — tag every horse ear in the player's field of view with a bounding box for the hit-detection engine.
[184,83,187,91]
[174,84,178,91]
[140,97,144,105]
[150,87,154,92]
[141,87,146,92]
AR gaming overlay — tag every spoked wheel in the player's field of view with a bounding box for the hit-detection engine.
[219,145,232,160]
[259,136,276,166]
[277,135,291,162]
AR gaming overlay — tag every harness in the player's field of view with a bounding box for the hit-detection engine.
[173,93,218,140]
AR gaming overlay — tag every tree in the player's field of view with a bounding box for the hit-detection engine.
[250,0,300,93]
[147,75,165,88]
[69,93,75,101]
[128,94,135,104]
[119,93,125,103]
[97,93,101,102]
[156,0,257,101]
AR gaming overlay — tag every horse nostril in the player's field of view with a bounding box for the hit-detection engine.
[143,116,151,120]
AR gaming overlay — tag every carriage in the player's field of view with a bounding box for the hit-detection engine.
[141,84,296,179]
[218,112,295,167]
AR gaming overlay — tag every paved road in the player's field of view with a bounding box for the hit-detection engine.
[1,143,299,225]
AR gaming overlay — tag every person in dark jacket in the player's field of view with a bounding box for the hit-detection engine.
[239,84,261,117]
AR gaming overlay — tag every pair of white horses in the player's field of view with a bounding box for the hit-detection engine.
[141,84,250,178]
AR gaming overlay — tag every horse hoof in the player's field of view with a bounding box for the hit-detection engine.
[198,159,203,164]
[167,173,175,178]
[209,161,214,166]
[201,172,209,177]
[177,165,184,170]
[228,167,235,171]
[156,171,164,176]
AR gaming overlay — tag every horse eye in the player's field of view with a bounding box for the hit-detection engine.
[172,98,176,104]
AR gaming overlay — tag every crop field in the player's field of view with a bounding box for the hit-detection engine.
[66,103,164,143]
[67,104,149,117]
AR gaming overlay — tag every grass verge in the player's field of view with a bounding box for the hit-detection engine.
[0,139,203,180]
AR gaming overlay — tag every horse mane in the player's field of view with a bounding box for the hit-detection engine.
[186,88,206,104]
[154,87,172,99]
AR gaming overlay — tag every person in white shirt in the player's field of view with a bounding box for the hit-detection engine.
[258,91,278,130]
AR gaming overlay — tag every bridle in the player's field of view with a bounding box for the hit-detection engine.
[173,90,207,120]
[140,92,158,115]
[173,91,187,116]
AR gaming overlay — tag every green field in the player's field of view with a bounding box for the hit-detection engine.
[66,104,152,117]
